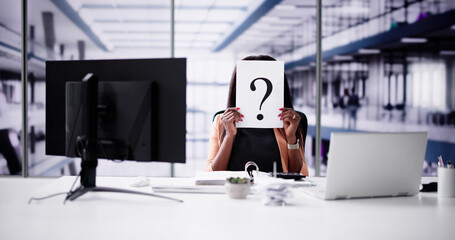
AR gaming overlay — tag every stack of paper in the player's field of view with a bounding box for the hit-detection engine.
[194,171,250,185]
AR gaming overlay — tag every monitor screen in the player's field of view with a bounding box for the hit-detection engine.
[46,58,186,164]
[66,80,156,161]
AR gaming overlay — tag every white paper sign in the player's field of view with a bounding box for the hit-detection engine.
[236,60,284,128]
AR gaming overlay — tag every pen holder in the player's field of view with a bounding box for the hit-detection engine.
[438,167,455,198]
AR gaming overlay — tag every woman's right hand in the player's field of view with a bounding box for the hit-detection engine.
[221,107,243,137]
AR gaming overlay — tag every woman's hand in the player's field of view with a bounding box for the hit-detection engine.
[279,108,300,143]
[221,107,243,137]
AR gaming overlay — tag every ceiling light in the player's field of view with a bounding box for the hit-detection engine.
[401,38,427,43]
[440,50,455,56]
[261,16,281,21]
[333,55,353,61]
[358,49,381,54]
[269,23,293,27]
[451,25,455,30]
[406,57,420,62]
[275,5,297,10]
[280,17,302,20]
[295,66,310,71]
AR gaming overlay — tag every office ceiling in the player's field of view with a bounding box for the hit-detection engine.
[56,0,255,51]
[49,0,338,54]
[6,0,453,66]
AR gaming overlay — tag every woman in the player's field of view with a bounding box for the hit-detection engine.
[205,55,308,175]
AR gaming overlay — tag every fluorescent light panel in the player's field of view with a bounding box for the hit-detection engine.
[275,5,297,10]
[401,38,427,43]
[295,66,310,71]
[358,49,381,54]
[440,50,455,56]
[406,57,420,62]
[109,39,167,42]
[333,55,354,60]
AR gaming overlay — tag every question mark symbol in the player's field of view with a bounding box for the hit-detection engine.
[250,77,273,121]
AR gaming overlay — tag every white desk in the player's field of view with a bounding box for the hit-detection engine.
[0,176,453,240]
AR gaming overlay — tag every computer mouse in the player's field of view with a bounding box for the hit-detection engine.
[130,176,151,187]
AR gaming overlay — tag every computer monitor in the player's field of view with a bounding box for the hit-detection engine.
[46,58,186,163]
[45,58,186,202]
[65,79,157,161]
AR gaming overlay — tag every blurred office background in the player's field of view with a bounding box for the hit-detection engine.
[1,0,454,177]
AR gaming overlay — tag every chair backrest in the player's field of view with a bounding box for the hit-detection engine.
[298,111,308,147]
[212,110,308,147]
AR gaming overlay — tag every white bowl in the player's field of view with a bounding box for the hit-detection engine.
[225,181,250,199]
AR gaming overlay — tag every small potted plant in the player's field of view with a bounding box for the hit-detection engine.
[225,177,251,199]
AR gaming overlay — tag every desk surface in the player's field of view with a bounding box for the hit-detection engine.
[0,176,453,240]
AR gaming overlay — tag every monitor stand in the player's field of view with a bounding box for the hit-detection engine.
[65,173,183,203]
[65,160,183,203]
[65,74,182,203]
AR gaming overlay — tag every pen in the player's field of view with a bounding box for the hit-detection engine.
[438,155,444,168]
[273,161,277,178]
[447,161,454,169]
[304,178,316,186]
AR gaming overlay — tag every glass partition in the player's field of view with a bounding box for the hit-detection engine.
[7,0,453,178]
[0,1,23,176]
[25,0,173,177]
[24,0,257,177]
[283,0,455,176]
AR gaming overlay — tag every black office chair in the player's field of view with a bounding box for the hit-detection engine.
[212,110,308,147]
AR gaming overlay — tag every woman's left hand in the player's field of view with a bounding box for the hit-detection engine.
[279,108,300,143]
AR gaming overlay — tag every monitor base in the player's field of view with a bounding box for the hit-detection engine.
[65,185,183,203]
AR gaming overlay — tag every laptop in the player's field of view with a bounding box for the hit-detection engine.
[303,132,427,200]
